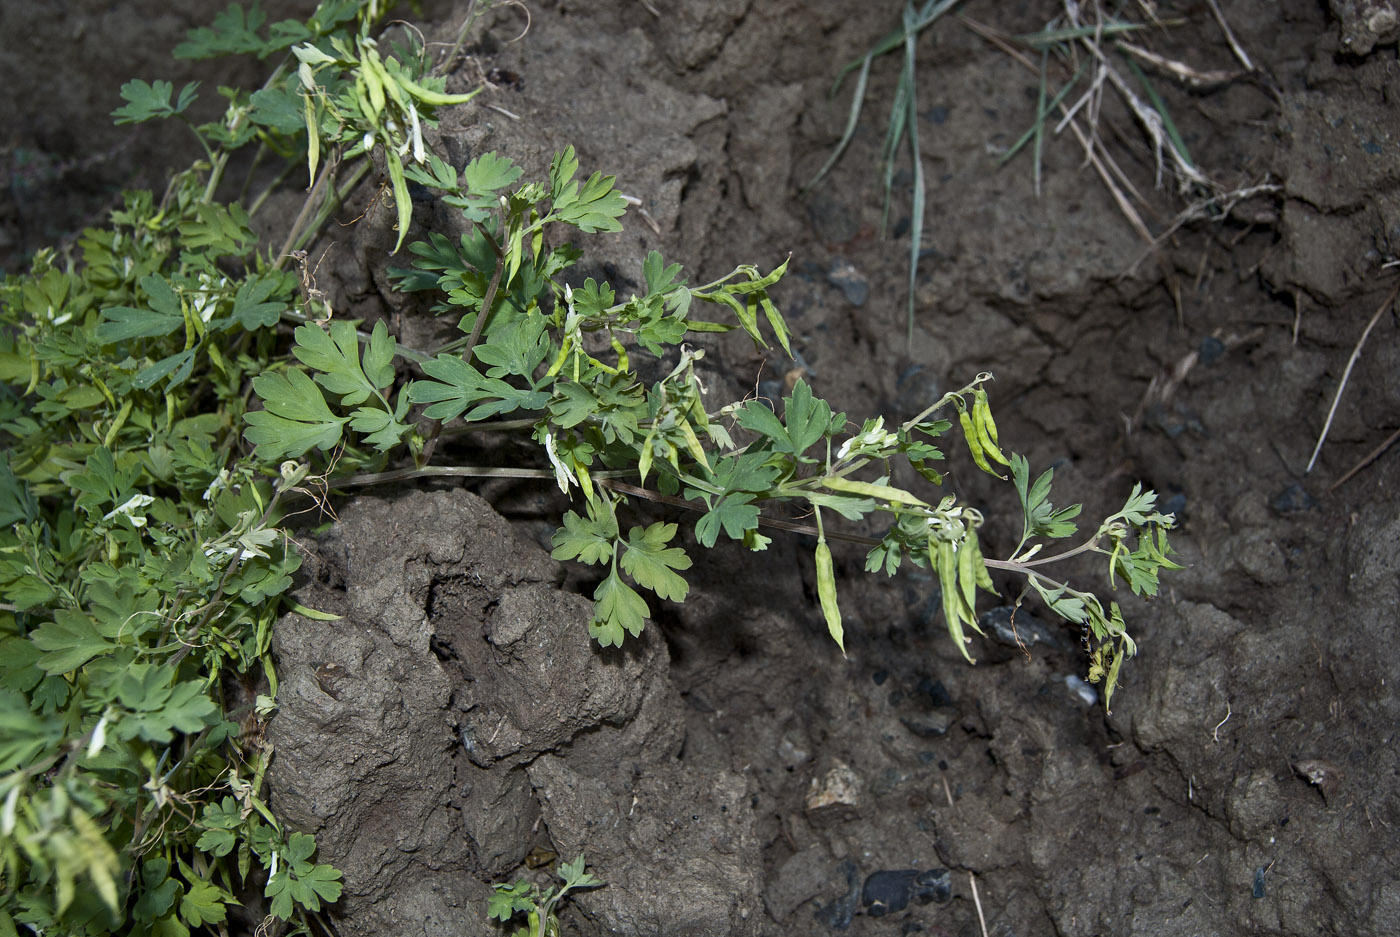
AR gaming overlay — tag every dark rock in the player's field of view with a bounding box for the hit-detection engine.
[1162,489,1187,523]
[861,868,953,917]
[814,860,861,930]
[889,364,942,423]
[1253,866,1267,899]
[979,605,1069,652]
[915,676,952,708]
[1271,483,1319,514]
[1199,335,1226,366]
[901,714,952,738]
[827,259,869,307]
[925,105,949,124]
[872,669,889,685]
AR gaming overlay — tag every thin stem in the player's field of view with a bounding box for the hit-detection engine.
[274,153,339,271]
[462,219,507,364]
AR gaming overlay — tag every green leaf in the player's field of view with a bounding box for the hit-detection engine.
[591,569,648,646]
[112,79,199,124]
[463,151,523,195]
[410,354,548,422]
[179,876,232,927]
[266,833,342,920]
[31,611,116,674]
[178,202,257,258]
[488,881,534,922]
[291,320,392,406]
[97,274,183,342]
[244,368,349,458]
[733,379,835,459]
[248,86,306,134]
[549,147,626,233]
[619,523,691,602]
[230,274,288,330]
[1011,454,1081,545]
[133,349,197,390]
[174,3,270,58]
[642,251,685,295]
[551,499,618,565]
[472,315,550,380]
[695,494,759,548]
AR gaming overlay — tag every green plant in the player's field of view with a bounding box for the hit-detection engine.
[246,144,1178,706]
[488,854,603,937]
[0,1,472,932]
[0,1,1181,934]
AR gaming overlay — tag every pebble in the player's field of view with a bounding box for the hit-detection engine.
[806,760,862,810]
[1199,336,1226,366]
[1161,489,1187,523]
[915,676,952,708]
[827,259,870,307]
[900,714,952,738]
[1270,483,1318,514]
[1252,866,1267,899]
[1065,674,1098,706]
[814,860,861,930]
[889,364,942,423]
[862,868,953,917]
[979,605,1067,651]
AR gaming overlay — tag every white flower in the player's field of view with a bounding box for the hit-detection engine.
[836,417,897,460]
[544,433,577,494]
[103,494,155,527]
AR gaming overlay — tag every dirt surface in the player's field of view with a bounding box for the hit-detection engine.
[6,1,1400,935]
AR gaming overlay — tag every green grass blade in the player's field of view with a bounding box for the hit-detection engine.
[1033,48,1048,197]
[997,61,1085,167]
[1122,55,1196,172]
[805,53,873,191]
[1015,22,1148,46]
[902,1,924,351]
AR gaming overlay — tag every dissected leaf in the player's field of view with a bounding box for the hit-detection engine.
[591,569,649,646]
[244,368,348,458]
[619,522,691,602]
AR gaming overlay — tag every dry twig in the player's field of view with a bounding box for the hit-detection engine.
[1306,284,1399,473]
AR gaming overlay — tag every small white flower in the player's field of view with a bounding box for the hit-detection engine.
[409,102,425,163]
[103,494,155,528]
[836,417,897,460]
[544,433,577,494]
[87,711,110,758]
[1,783,19,836]
[203,468,231,502]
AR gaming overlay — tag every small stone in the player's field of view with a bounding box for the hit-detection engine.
[1252,866,1267,899]
[915,676,952,708]
[827,260,869,307]
[872,669,889,686]
[900,714,952,738]
[1162,489,1187,523]
[1271,483,1319,514]
[806,760,861,811]
[1293,758,1344,803]
[813,860,861,930]
[1199,336,1226,366]
[862,868,953,917]
[1065,675,1098,706]
[979,605,1065,650]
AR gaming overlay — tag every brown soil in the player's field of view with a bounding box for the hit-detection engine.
[6,1,1399,935]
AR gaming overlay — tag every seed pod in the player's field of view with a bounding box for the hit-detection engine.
[815,538,844,652]
[958,408,996,477]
